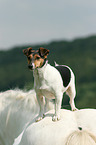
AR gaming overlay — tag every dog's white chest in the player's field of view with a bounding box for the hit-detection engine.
[34,68,55,99]
[34,63,64,99]
[38,89,55,99]
[33,69,45,88]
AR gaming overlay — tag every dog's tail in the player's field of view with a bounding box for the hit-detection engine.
[54,61,59,66]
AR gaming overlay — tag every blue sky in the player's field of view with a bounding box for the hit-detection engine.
[0,0,96,50]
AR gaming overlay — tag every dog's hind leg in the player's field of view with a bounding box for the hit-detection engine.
[66,83,78,111]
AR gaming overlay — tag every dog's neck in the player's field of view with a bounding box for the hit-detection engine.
[33,60,48,84]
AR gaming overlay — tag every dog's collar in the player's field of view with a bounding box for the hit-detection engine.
[39,59,48,68]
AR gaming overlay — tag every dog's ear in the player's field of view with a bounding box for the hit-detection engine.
[23,49,28,56]
[23,47,33,56]
[38,47,49,59]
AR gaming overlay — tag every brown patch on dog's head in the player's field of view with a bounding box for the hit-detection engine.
[33,54,44,68]
[23,47,49,70]
[38,47,49,59]
[23,47,34,65]
[23,47,35,56]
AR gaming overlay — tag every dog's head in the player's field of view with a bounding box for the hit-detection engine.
[23,47,49,70]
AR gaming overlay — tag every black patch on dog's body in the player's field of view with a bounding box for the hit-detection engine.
[55,65,71,87]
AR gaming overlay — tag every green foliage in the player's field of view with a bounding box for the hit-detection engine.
[0,36,96,109]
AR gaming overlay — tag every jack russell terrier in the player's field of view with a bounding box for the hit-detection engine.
[23,47,77,121]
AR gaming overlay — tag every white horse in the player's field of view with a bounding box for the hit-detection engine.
[0,89,53,145]
[19,109,96,145]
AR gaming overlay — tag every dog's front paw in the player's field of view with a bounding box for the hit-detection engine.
[36,114,45,122]
[52,115,60,122]
[36,116,43,122]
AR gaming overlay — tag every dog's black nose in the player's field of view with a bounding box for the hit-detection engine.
[28,65,33,70]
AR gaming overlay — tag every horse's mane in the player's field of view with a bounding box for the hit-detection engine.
[65,129,96,145]
[0,89,53,115]
[0,89,53,130]
[0,89,38,111]
[0,89,40,126]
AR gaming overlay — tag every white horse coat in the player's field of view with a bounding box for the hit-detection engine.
[0,89,53,145]
[19,109,96,145]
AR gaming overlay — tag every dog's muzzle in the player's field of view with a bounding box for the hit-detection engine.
[28,64,34,70]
